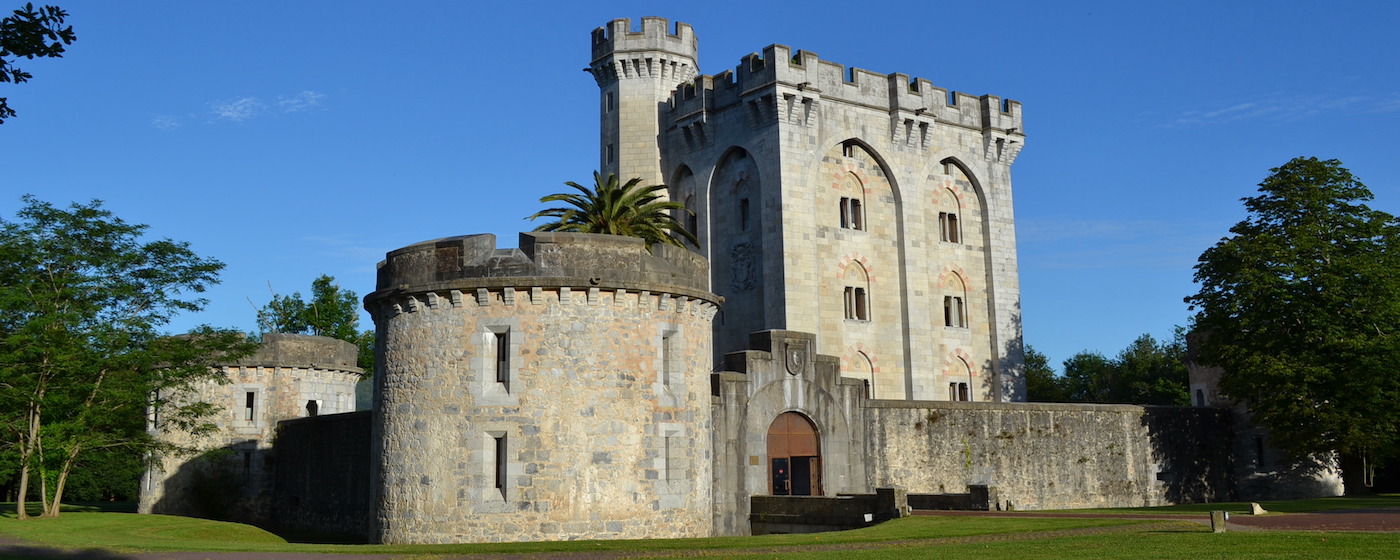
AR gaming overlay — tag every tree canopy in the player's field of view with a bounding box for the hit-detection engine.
[1186,157,1400,469]
[1,3,75,124]
[528,171,699,249]
[0,195,253,518]
[1024,333,1189,406]
[256,275,373,374]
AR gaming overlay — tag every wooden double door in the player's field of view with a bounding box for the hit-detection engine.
[767,412,821,496]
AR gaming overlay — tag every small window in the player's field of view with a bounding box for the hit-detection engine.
[305,400,319,417]
[840,197,864,230]
[493,434,508,497]
[605,144,615,164]
[939,211,960,243]
[243,391,256,421]
[948,382,970,402]
[739,198,750,231]
[492,330,511,389]
[844,286,869,321]
[944,296,966,328]
[604,91,615,113]
[661,332,674,388]
[1195,389,1205,407]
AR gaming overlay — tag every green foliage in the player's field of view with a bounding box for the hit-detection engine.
[255,274,373,375]
[1023,345,1069,402]
[528,171,700,249]
[1032,333,1189,406]
[0,3,75,124]
[1186,157,1400,465]
[0,195,254,518]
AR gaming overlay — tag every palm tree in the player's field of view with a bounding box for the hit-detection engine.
[527,172,700,249]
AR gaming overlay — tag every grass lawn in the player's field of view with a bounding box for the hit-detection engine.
[0,496,1395,558]
[1039,493,1400,515]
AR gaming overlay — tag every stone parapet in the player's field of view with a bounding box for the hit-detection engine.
[368,232,716,310]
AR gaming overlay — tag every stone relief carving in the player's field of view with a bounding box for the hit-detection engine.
[729,242,755,293]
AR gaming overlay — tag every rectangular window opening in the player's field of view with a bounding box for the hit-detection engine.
[493,434,508,497]
[939,212,961,243]
[854,287,868,320]
[243,391,255,421]
[493,330,511,390]
[661,333,674,388]
[944,296,966,327]
[740,199,750,231]
[851,198,864,230]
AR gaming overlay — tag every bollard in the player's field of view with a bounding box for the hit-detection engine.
[1210,510,1227,533]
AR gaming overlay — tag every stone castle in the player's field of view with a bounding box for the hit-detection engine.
[142,17,1324,544]
[590,18,1024,402]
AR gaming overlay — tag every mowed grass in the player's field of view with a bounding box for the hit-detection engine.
[0,510,1153,555]
[1040,493,1400,515]
[0,496,1396,558]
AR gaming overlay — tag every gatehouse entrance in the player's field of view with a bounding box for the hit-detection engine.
[767,412,821,496]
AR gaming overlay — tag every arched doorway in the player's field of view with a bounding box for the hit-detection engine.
[767,412,821,496]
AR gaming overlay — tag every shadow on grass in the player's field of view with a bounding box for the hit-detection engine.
[0,544,137,560]
[0,504,135,520]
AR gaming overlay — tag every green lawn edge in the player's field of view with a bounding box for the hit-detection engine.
[0,494,1395,557]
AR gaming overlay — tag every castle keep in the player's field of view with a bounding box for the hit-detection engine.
[143,18,1253,544]
[590,17,1025,401]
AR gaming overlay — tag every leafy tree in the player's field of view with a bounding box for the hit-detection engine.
[1048,333,1189,406]
[257,275,373,373]
[1185,157,1400,481]
[1060,351,1116,403]
[1023,345,1068,402]
[1,3,75,124]
[528,171,699,249]
[1112,332,1189,406]
[0,196,254,518]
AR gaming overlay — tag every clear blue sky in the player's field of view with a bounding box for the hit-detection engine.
[3,1,1396,372]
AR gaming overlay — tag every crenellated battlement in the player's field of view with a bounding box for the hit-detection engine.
[367,232,717,308]
[590,17,697,66]
[665,43,1022,136]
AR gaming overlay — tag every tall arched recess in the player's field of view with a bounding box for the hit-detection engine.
[938,156,1003,399]
[669,165,701,249]
[937,157,990,235]
[707,147,764,365]
[816,138,914,400]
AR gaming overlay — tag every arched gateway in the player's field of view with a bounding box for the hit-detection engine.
[767,412,821,495]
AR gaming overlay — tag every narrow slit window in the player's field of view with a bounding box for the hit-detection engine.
[493,330,511,389]
[243,391,255,421]
[739,198,750,231]
[661,333,674,388]
[494,434,508,496]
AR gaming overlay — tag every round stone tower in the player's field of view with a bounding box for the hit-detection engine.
[589,17,698,187]
[364,232,720,544]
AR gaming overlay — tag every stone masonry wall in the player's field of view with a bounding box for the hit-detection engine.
[272,411,374,541]
[653,23,1025,402]
[140,334,361,525]
[864,401,1234,510]
[366,232,720,544]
